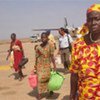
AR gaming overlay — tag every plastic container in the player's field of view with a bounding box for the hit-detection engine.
[28,72,38,88]
[48,71,64,91]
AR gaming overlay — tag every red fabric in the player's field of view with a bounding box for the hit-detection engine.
[11,40,23,72]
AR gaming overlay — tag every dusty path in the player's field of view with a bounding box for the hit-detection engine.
[0,42,70,100]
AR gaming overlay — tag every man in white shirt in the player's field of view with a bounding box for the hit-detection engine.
[58,28,73,69]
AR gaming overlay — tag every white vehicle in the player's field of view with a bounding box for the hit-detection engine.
[30,34,41,43]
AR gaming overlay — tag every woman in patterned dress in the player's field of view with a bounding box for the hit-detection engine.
[69,4,100,100]
[34,32,56,99]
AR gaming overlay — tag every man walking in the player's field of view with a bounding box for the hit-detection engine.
[58,28,73,69]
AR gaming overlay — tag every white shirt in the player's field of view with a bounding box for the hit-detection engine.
[59,34,73,48]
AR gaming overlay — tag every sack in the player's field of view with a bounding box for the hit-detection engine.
[48,71,64,91]
[19,57,28,68]
[28,71,38,88]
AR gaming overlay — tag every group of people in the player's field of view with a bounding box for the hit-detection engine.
[6,4,100,100]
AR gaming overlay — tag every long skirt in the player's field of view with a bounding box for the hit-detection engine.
[37,67,51,94]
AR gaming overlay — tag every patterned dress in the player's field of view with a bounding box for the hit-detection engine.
[70,37,100,100]
[35,43,54,94]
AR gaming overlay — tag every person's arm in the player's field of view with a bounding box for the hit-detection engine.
[69,40,79,99]
[34,49,38,73]
[68,34,73,43]
[6,43,12,60]
[21,47,25,57]
[20,44,25,57]
[6,50,11,60]
[49,43,56,70]
[69,73,78,100]
[34,57,37,73]
[54,43,57,49]
[51,54,56,70]
[34,46,41,73]
[58,39,61,54]
[18,40,25,57]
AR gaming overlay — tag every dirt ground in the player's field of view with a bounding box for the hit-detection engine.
[0,41,71,100]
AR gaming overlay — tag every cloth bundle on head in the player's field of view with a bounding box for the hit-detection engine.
[87,4,100,14]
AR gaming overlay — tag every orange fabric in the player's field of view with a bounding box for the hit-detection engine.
[77,23,89,35]
[70,37,100,99]
[87,4,100,14]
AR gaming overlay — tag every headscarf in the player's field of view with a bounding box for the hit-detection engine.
[78,4,100,35]
[87,4,100,14]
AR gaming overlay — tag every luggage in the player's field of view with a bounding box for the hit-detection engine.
[28,71,38,88]
[19,57,28,68]
[48,71,64,91]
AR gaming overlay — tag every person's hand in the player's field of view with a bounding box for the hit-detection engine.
[34,69,37,74]
[33,65,37,74]
[31,69,37,74]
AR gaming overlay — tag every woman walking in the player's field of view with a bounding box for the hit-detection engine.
[34,32,56,99]
[6,33,25,81]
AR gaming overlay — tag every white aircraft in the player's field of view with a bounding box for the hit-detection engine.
[30,17,77,42]
[32,17,69,32]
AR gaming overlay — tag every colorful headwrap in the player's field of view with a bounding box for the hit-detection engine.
[77,23,89,35]
[87,4,100,14]
[77,4,100,35]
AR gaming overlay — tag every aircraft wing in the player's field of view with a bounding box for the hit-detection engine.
[32,28,59,31]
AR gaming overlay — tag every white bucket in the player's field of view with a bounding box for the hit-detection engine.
[55,55,62,64]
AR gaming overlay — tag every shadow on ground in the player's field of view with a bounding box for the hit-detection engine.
[61,95,70,100]
[8,73,19,79]
[46,92,60,99]
[28,88,60,100]
[8,73,27,80]
[0,86,10,91]
[56,68,70,74]
[27,88,38,99]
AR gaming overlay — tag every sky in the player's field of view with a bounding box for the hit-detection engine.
[0,0,100,40]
